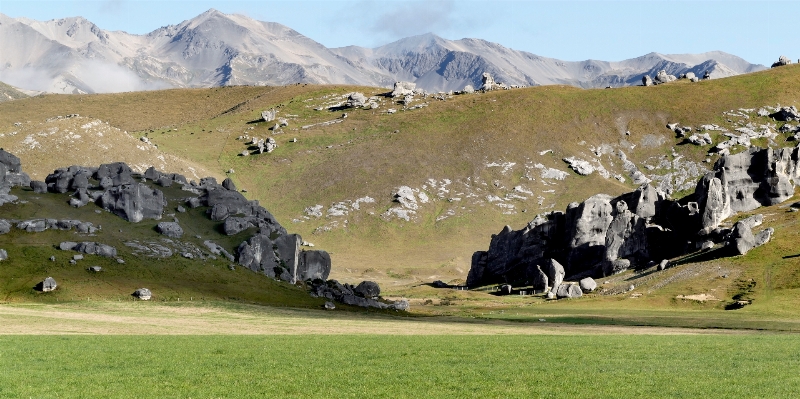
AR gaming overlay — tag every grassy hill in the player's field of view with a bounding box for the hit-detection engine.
[0,81,30,103]
[1,65,799,303]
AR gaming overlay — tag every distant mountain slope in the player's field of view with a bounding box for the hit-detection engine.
[0,81,29,102]
[0,9,766,94]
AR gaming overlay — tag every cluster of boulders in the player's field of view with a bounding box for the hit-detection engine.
[242,137,277,156]
[309,279,409,310]
[0,150,400,311]
[345,92,380,109]
[467,145,788,289]
[771,55,793,68]
[642,69,708,86]
[41,162,166,222]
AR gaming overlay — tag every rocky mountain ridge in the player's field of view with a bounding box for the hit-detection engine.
[0,9,765,94]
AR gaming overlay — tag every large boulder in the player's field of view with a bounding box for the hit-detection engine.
[99,182,165,223]
[480,72,497,91]
[30,180,48,194]
[298,250,331,281]
[354,281,380,298]
[222,217,254,235]
[156,222,183,238]
[729,221,756,256]
[0,248,7,261]
[391,82,415,97]
[542,259,565,295]
[0,219,10,235]
[60,242,118,257]
[555,283,583,299]
[41,277,57,292]
[530,265,549,291]
[642,75,653,86]
[579,277,597,293]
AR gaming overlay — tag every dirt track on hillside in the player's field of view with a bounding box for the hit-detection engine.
[0,303,753,335]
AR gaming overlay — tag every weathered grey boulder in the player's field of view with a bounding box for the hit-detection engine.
[156,222,183,238]
[463,85,475,93]
[499,284,513,295]
[654,70,677,84]
[324,301,336,310]
[237,233,280,278]
[345,92,368,108]
[298,250,331,281]
[543,259,565,295]
[30,180,47,193]
[17,219,47,232]
[563,157,594,175]
[579,277,597,293]
[555,283,583,299]
[687,133,713,146]
[95,162,134,187]
[223,217,254,235]
[133,288,152,300]
[729,221,756,255]
[41,277,57,292]
[480,72,497,91]
[45,166,93,193]
[684,72,696,80]
[99,182,165,223]
[391,82,415,97]
[221,178,237,191]
[658,259,669,271]
[0,249,7,261]
[261,109,277,122]
[642,75,653,86]
[0,219,10,235]
[89,266,102,272]
[354,281,380,298]
[531,265,549,291]
[754,227,774,247]
[0,149,30,188]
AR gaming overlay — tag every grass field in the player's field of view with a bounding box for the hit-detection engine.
[1,332,798,398]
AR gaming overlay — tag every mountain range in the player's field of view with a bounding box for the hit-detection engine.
[0,9,766,94]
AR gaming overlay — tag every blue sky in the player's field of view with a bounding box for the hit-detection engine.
[1,0,797,65]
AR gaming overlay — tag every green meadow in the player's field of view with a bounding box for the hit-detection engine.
[1,334,799,398]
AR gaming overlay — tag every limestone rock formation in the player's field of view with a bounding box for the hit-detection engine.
[468,146,792,287]
[480,72,497,91]
[642,75,653,86]
[0,248,7,261]
[99,182,166,223]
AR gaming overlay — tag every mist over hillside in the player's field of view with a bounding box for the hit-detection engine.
[0,9,765,94]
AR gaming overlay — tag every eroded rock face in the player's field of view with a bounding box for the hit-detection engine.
[566,194,613,273]
[99,182,165,223]
[555,283,582,299]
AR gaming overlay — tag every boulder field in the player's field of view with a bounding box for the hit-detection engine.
[467,145,791,288]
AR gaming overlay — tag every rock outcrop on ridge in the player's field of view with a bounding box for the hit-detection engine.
[467,146,788,288]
